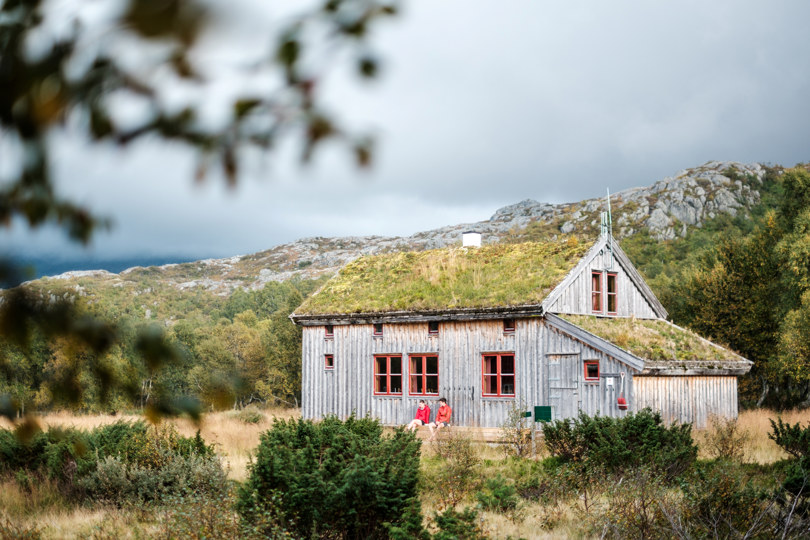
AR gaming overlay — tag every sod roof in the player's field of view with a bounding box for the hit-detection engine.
[295,239,591,316]
[560,314,748,364]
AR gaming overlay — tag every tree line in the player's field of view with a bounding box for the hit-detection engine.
[0,276,326,416]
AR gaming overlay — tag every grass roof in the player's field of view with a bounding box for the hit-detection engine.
[295,239,591,315]
[560,315,745,363]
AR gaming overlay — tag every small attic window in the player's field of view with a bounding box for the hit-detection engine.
[503,319,515,334]
[325,325,334,339]
[584,360,600,381]
[325,354,334,370]
[373,323,383,337]
[606,273,617,314]
[428,321,439,335]
[591,271,603,313]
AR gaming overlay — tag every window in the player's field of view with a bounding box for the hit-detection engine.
[428,321,439,335]
[374,355,402,395]
[482,353,515,397]
[503,318,515,334]
[325,325,334,339]
[325,354,334,370]
[606,273,617,314]
[584,360,599,381]
[591,271,602,313]
[409,355,439,395]
[373,323,383,337]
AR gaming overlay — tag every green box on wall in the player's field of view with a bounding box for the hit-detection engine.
[534,406,552,422]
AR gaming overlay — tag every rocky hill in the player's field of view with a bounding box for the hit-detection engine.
[41,160,768,296]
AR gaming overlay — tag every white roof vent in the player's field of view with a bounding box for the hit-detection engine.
[462,231,482,248]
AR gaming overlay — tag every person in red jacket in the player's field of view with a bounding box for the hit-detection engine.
[428,397,452,441]
[405,400,431,432]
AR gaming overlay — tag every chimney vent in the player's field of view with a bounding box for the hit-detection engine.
[462,231,482,248]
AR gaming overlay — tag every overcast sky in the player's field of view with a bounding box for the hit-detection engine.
[6,0,810,265]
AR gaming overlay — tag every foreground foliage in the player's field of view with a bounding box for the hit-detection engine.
[238,415,421,539]
[0,420,225,506]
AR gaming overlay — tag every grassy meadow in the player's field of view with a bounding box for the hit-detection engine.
[1,407,809,539]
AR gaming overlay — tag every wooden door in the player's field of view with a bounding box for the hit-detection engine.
[548,352,581,421]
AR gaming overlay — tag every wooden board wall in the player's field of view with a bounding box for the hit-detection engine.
[547,248,659,318]
[633,375,738,428]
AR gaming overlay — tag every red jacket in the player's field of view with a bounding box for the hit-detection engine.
[436,404,452,424]
[415,405,430,424]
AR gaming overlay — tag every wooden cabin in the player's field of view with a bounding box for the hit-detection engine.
[290,234,751,428]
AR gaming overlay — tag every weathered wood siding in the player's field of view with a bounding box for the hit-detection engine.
[302,317,646,427]
[633,375,738,428]
[544,324,635,420]
[302,319,548,427]
[546,247,659,319]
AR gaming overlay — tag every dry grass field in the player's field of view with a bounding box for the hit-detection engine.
[2,407,810,539]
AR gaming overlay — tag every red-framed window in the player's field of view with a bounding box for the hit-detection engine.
[409,355,439,396]
[591,271,603,313]
[373,323,383,337]
[428,321,439,335]
[584,360,599,381]
[606,273,618,315]
[503,318,515,334]
[325,354,334,370]
[374,355,402,395]
[482,353,515,397]
[325,325,334,339]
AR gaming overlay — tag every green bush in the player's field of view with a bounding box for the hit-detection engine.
[475,474,518,513]
[542,409,697,479]
[675,460,773,538]
[79,451,227,504]
[237,415,421,539]
[0,420,222,504]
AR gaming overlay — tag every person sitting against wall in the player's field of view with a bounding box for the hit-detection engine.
[405,400,431,432]
[428,397,452,441]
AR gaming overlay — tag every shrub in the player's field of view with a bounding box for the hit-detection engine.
[542,409,697,480]
[230,406,265,424]
[79,451,227,505]
[237,415,421,539]
[672,460,773,538]
[499,402,533,458]
[475,474,518,513]
[590,467,672,539]
[429,431,481,509]
[156,489,294,540]
[0,420,221,504]
[703,415,750,462]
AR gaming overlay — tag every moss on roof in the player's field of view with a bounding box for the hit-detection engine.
[561,315,745,363]
[296,239,591,315]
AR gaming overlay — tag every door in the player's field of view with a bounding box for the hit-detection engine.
[548,352,581,421]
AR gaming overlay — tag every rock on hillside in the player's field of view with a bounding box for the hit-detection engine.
[43,161,768,296]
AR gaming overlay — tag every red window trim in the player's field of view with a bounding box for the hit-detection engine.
[428,321,439,335]
[591,271,603,313]
[408,354,439,396]
[481,352,516,398]
[606,272,618,315]
[584,360,600,381]
[325,354,334,370]
[373,323,383,337]
[503,318,515,334]
[325,325,334,339]
[373,354,402,396]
